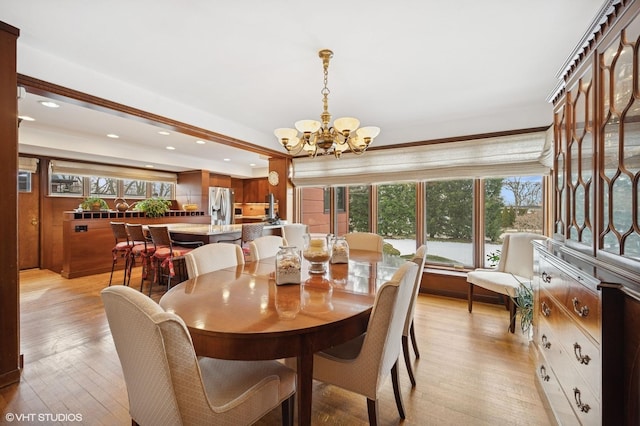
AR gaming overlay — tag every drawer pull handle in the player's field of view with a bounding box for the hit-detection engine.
[573,388,591,413]
[541,334,551,349]
[573,343,591,365]
[541,301,551,317]
[572,297,590,317]
[539,365,550,382]
[541,271,551,283]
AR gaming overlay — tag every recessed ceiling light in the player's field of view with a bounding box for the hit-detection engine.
[196,140,206,144]
[106,133,119,139]
[158,130,170,136]
[166,146,176,150]
[38,100,60,108]
[145,164,155,168]
[223,158,231,162]
[249,163,256,167]
[18,115,35,121]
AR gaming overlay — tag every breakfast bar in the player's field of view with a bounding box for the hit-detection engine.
[61,210,284,278]
[159,222,285,245]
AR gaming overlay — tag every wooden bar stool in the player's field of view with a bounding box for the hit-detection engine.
[109,222,135,286]
[125,223,155,292]
[147,226,201,295]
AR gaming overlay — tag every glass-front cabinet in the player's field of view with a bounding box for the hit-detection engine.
[554,9,640,265]
[599,20,640,261]
[544,4,640,425]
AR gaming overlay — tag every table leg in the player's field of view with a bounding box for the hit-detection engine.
[296,352,313,426]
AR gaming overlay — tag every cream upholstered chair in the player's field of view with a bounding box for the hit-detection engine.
[184,242,244,279]
[101,286,295,426]
[312,261,419,425]
[403,244,427,387]
[344,232,384,253]
[281,223,308,250]
[467,232,546,333]
[248,235,286,261]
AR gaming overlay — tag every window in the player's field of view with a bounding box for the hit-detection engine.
[18,171,31,192]
[90,176,118,197]
[123,179,147,198]
[300,187,330,234]
[50,174,83,196]
[377,183,416,257]
[151,182,173,199]
[425,179,473,267]
[348,185,370,233]
[323,187,346,213]
[483,176,543,267]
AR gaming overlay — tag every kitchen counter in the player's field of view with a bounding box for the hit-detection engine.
[164,221,286,244]
[161,222,286,235]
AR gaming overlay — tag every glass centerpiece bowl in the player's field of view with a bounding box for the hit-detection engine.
[302,234,332,274]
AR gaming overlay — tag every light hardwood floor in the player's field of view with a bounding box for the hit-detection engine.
[1,268,552,425]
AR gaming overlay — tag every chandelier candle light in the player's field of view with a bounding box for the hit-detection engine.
[274,49,380,158]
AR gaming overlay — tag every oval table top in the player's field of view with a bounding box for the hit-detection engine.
[158,249,407,425]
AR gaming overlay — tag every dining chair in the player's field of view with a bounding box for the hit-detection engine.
[467,232,546,333]
[101,286,296,426]
[403,244,427,387]
[108,222,136,286]
[248,235,286,261]
[147,225,201,295]
[281,223,308,250]
[344,232,384,253]
[311,260,419,425]
[184,242,245,279]
[125,223,156,293]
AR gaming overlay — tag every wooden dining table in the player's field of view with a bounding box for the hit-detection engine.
[158,250,406,425]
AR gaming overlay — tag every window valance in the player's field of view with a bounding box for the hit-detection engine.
[291,130,552,187]
[50,160,177,183]
[19,157,39,173]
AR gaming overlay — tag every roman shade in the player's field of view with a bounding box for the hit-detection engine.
[291,129,553,187]
[18,157,39,173]
[50,160,177,183]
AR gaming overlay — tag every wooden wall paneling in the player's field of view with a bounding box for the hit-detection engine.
[209,173,231,188]
[269,157,290,220]
[0,20,20,388]
[231,177,244,203]
[177,170,208,209]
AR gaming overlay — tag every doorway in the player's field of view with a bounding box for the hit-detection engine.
[18,167,40,269]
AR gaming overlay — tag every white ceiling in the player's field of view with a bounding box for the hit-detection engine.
[2,0,606,178]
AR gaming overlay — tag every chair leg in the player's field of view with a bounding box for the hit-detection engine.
[468,283,474,312]
[366,398,379,426]
[281,394,294,426]
[508,297,517,333]
[410,320,420,359]
[391,361,405,419]
[402,335,416,387]
[126,254,135,287]
[108,258,116,286]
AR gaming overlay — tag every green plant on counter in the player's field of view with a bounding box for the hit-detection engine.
[134,197,171,218]
[81,196,109,211]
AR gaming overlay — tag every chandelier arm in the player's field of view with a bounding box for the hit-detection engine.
[346,137,367,155]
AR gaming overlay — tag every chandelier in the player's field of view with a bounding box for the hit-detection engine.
[274,49,380,158]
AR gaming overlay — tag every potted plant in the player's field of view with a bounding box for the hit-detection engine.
[512,279,534,335]
[134,197,171,218]
[81,196,109,211]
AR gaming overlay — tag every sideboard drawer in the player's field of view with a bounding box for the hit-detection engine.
[533,349,581,426]
[538,290,601,395]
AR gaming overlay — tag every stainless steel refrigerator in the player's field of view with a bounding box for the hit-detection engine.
[209,187,234,225]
